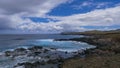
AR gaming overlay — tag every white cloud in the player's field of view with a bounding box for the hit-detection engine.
[19,6,120,32]
[54,6,120,26]
[0,0,69,31]
[0,0,68,16]
[0,0,120,33]
[72,1,112,10]
[96,2,111,8]
[72,1,92,10]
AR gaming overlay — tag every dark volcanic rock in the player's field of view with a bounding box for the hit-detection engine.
[4,48,27,57]
[5,51,13,56]
[28,46,43,52]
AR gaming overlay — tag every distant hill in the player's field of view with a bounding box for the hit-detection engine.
[61,29,120,35]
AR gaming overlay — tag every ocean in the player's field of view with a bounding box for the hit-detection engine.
[0,34,95,68]
[0,34,94,52]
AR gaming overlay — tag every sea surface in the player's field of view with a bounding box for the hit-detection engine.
[0,34,94,52]
[0,34,95,68]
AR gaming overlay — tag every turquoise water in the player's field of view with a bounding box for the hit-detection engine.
[0,34,94,52]
[27,39,95,52]
[0,35,95,68]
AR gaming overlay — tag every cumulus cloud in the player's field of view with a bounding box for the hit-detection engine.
[96,2,111,8]
[72,1,112,10]
[58,6,120,26]
[16,6,120,33]
[0,0,120,33]
[0,0,68,16]
[0,0,69,31]
[72,1,92,10]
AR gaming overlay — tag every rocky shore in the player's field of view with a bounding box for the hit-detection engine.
[1,30,120,68]
[0,46,84,68]
[60,30,120,68]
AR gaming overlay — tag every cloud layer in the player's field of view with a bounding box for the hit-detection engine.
[0,0,68,16]
[19,6,120,32]
[0,0,120,33]
[0,0,69,31]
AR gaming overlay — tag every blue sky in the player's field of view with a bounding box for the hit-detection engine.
[48,0,120,16]
[0,0,120,34]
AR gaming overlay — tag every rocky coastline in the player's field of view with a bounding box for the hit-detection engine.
[0,46,85,68]
[59,30,120,68]
[1,30,120,68]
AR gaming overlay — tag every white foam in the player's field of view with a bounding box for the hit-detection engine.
[0,52,4,56]
[36,39,54,42]
[15,66,24,68]
[57,49,79,52]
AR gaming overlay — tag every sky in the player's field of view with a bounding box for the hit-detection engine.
[0,0,120,34]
